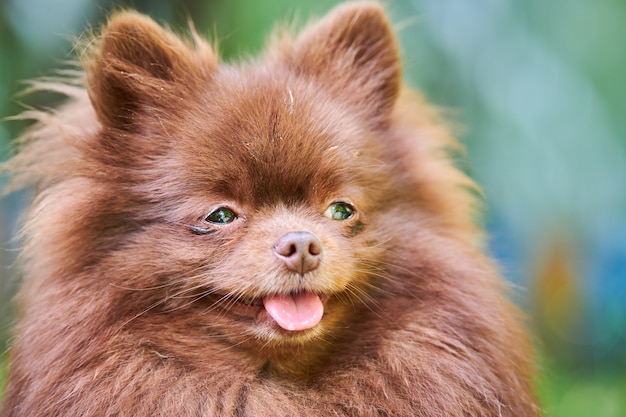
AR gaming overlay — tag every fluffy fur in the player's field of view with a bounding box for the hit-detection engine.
[1,3,538,416]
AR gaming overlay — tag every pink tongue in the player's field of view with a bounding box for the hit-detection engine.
[262,293,324,331]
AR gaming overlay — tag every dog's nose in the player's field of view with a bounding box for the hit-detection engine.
[273,231,322,275]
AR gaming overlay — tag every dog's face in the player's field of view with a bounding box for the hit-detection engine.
[72,6,410,349]
[128,74,396,346]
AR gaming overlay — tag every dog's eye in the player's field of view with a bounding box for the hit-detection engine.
[324,202,355,221]
[205,207,237,224]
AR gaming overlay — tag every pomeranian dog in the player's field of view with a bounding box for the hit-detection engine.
[1,2,538,416]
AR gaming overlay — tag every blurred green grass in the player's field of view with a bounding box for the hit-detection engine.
[543,374,626,417]
[0,354,7,405]
[537,356,626,417]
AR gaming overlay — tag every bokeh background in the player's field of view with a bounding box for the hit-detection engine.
[1,0,625,414]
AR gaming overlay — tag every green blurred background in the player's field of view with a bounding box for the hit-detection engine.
[1,0,625,414]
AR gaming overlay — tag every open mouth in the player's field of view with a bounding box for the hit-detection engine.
[211,292,328,332]
[262,292,325,331]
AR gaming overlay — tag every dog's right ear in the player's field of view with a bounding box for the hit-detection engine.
[85,12,217,130]
[281,3,401,130]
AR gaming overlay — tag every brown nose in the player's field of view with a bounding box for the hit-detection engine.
[274,231,322,275]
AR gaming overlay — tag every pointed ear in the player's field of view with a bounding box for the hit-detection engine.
[284,3,401,127]
[85,12,217,129]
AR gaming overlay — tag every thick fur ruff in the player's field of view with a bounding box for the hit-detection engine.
[1,3,538,416]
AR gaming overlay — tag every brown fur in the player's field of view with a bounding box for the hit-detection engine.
[1,3,538,416]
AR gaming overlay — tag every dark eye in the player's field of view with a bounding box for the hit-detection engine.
[205,207,237,224]
[324,202,355,221]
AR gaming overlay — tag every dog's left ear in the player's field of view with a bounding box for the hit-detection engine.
[283,3,401,128]
[85,12,217,130]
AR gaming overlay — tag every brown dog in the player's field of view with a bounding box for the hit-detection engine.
[1,2,538,416]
